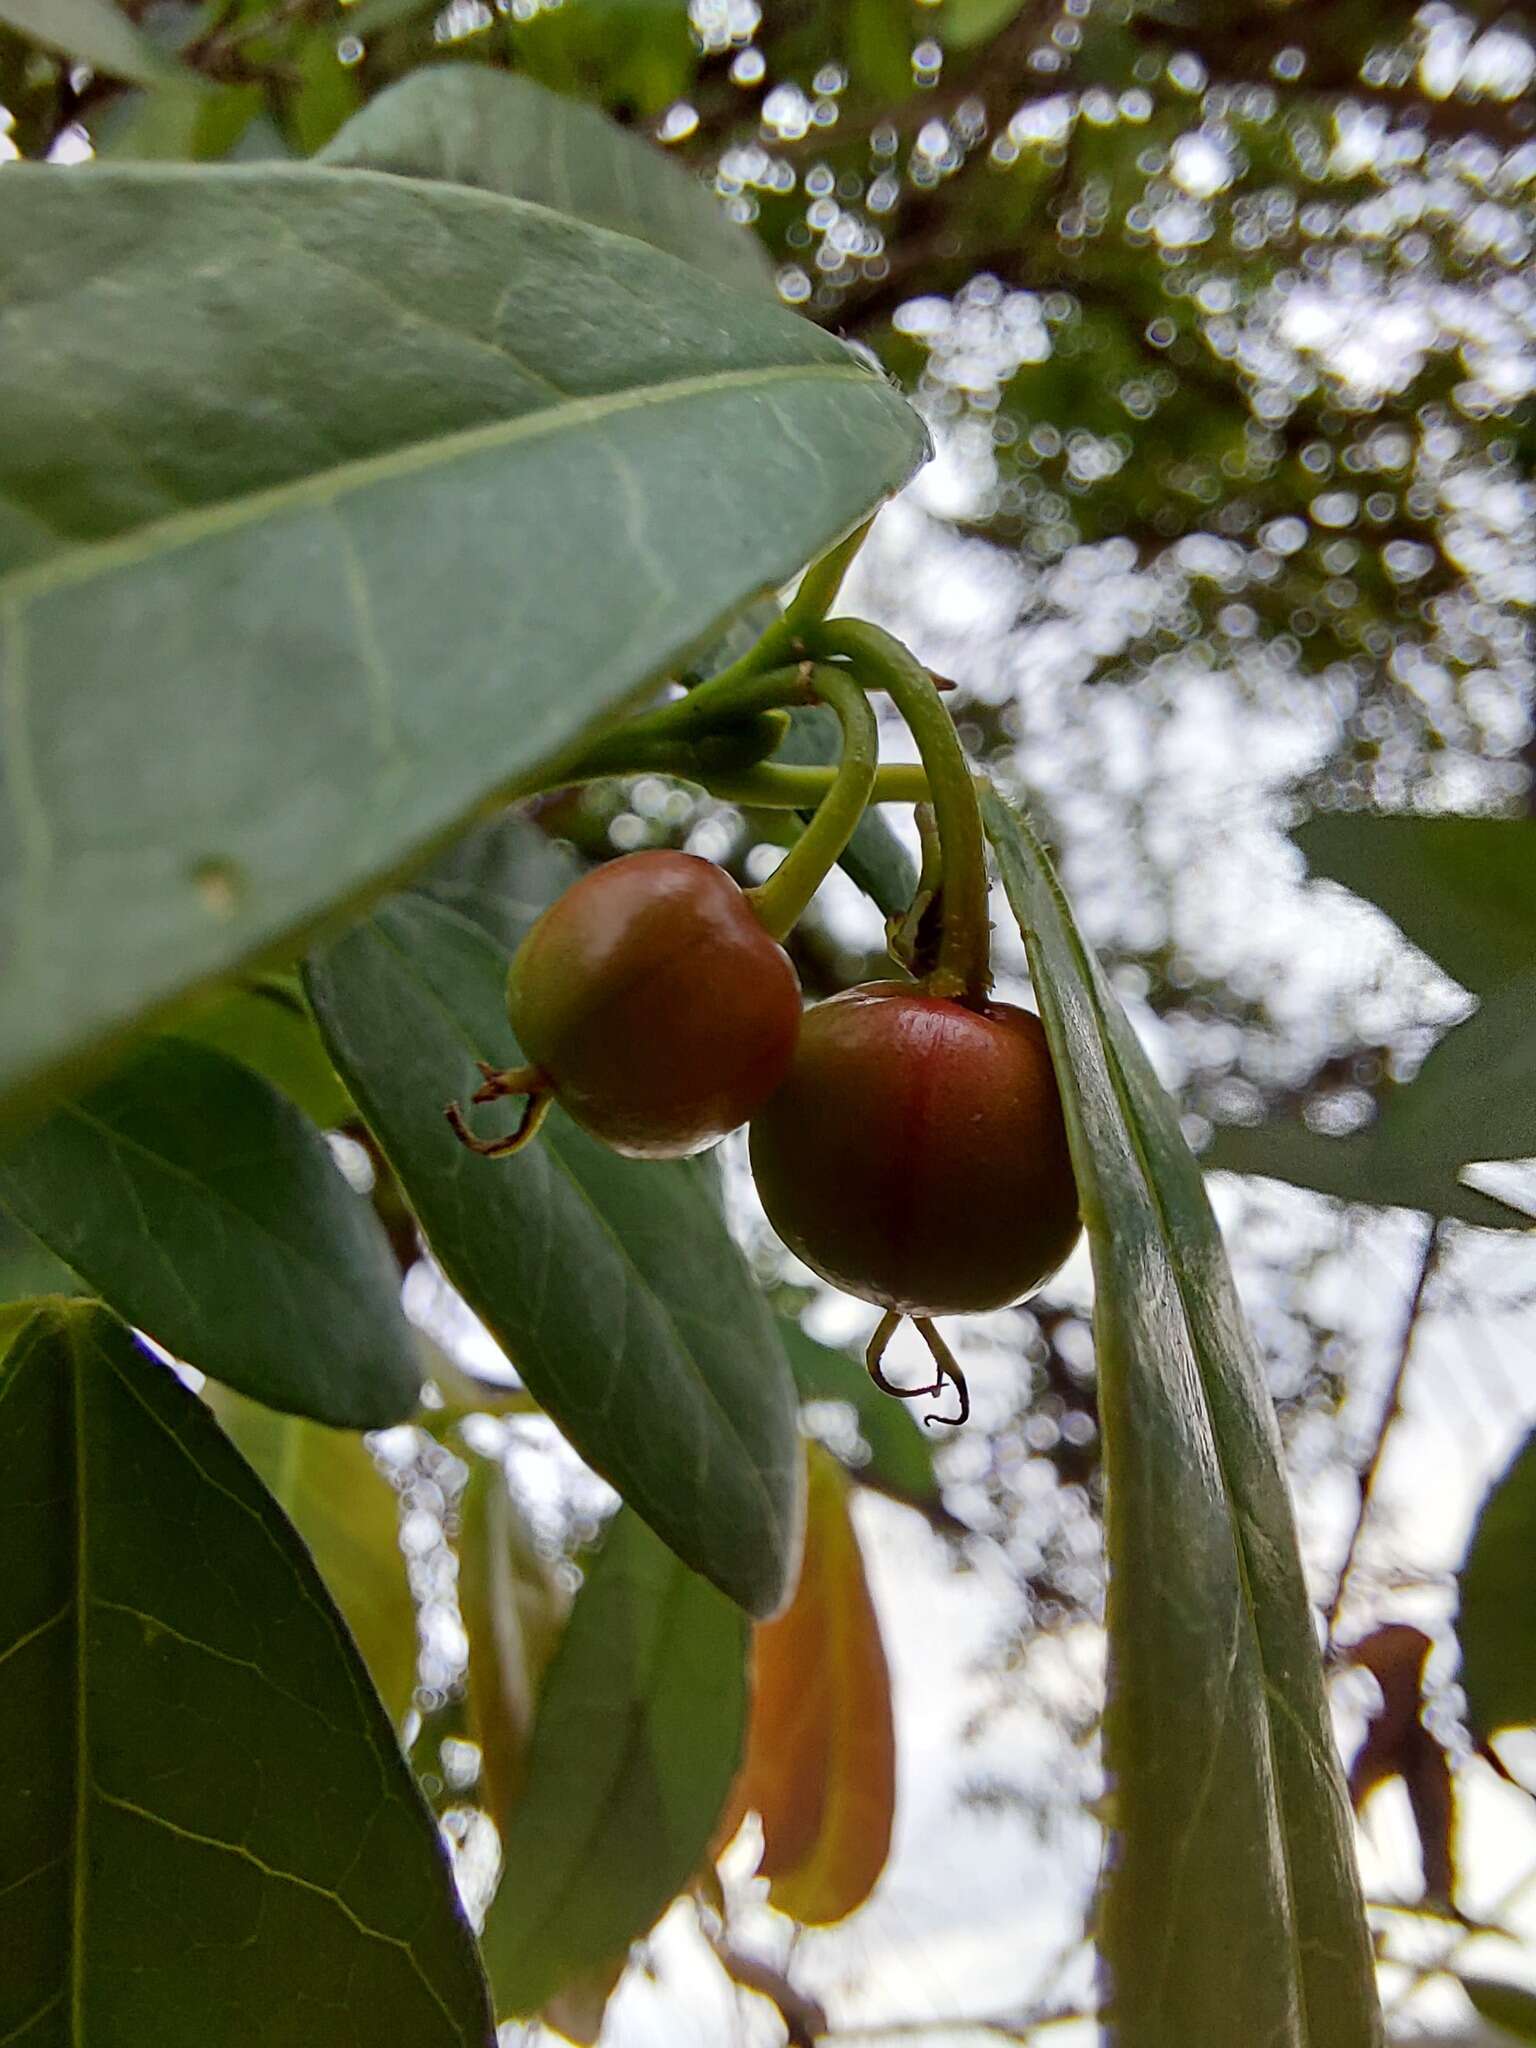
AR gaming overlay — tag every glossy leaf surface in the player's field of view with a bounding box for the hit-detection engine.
[320,64,770,295]
[0,1302,491,2047]
[305,892,803,1617]
[1206,816,1536,1229]
[478,1506,749,2016]
[205,1384,419,1725]
[983,788,1381,2048]
[0,1038,418,1427]
[731,1444,895,1925]
[0,164,925,1115]
[1458,1427,1536,1741]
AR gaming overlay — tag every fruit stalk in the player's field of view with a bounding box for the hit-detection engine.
[804,619,991,1006]
[744,665,879,942]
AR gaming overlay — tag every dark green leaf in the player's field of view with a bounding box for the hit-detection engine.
[0,0,180,85]
[982,788,1380,2048]
[304,893,802,1617]
[0,1037,419,1427]
[478,1505,748,2018]
[776,705,918,919]
[0,1301,492,2047]
[205,1384,420,1725]
[1464,1977,1536,2040]
[777,1316,942,1512]
[1458,1428,1536,1741]
[320,65,771,297]
[1206,816,1536,1229]
[0,165,925,1118]
[1298,814,1536,993]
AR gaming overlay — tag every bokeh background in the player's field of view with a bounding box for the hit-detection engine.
[4,1,1534,2040]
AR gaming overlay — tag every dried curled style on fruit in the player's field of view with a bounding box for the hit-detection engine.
[749,981,1082,1422]
[448,849,801,1161]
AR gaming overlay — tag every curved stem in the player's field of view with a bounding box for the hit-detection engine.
[745,665,879,941]
[805,619,991,1004]
[782,517,874,633]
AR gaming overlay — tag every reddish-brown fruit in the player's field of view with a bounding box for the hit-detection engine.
[749,981,1081,1315]
[507,849,801,1159]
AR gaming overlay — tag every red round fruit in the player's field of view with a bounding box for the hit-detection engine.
[748,981,1080,1315]
[507,849,801,1159]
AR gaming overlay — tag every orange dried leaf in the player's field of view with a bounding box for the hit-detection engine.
[731,1443,896,1926]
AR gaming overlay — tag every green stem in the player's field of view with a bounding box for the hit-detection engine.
[744,665,879,941]
[782,517,874,633]
[805,619,991,1003]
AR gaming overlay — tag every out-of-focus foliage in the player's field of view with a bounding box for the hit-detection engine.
[1460,1426,1536,1742]
[1207,815,1536,1223]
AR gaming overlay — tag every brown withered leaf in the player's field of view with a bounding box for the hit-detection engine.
[1345,1624,1456,1906]
[728,1442,896,1926]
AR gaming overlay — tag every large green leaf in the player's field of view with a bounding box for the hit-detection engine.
[478,1505,748,2018]
[0,1037,419,1427]
[205,1384,419,1726]
[1206,816,1536,1229]
[0,164,925,1118]
[1457,1428,1536,1742]
[982,789,1380,2048]
[320,65,771,297]
[0,0,180,85]
[0,1207,80,1304]
[0,1301,492,2047]
[777,1316,943,1514]
[304,892,803,1618]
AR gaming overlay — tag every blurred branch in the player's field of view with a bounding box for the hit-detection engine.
[823,2010,1095,2042]
[1129,3,1536,149]
[1325,1217,1444,1651]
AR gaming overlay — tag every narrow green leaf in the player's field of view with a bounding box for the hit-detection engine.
[1458,1428,1536,1741]
[776,705,918,919]
[304,893,803,1617]
[982,788,1381,2048]
[0,165,926,1117]
[777,1316,942,1513]
[478,1506,749,2018]
[1205,815,1536,1229]
[0,1037,419,1427]
[0,0,181,85]
[0,1301,492,2047]
[205,1384,420,1726]
[320,65,771,296]
[1464,1977,1536,2040]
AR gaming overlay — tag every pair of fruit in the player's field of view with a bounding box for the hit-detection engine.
[451,848,1080,1333]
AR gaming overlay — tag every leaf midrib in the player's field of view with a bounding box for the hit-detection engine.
[0,361,889,609]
